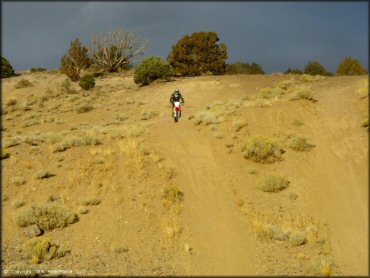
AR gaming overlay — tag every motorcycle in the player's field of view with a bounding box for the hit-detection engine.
[173,101,183,123]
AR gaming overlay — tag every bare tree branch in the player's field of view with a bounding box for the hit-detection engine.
[88,28,148,73]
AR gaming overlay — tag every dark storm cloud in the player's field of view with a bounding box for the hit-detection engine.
[2,1,368,73]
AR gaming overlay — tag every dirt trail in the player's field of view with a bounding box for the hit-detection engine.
[149,113,262,275]
[309,84,368,275]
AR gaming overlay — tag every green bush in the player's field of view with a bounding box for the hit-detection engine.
[243,135,284,163]
[30,67,47,73]
[1,57,15,78]
[257,175,289,192]
[226,62,264,74]
[79,75,95,90]
[304,61,331,76]
[168,31,228,76]
[336,57,368,75]
[134,56,174,85]
[60,38,90,81]
[285,68,303,75]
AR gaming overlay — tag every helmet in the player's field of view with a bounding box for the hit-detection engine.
[175,88,179,93]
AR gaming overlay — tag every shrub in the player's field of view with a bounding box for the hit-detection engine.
[60,79,72,93]
[243,135,284,163]
[134,56,174,85]
[226,62,264,74]
[310,256,335,276]
[140,110,159,120]
[3,137,20,148]
[289,136,315,151]
[291,86,314,101]
[257,175,289,192]
[1,148,10,159]
[34,169,55,179]
[79,75,95,90]
[21,237,68,264]
[289,231,306,246]
[258,87,273,98]
[361,117,369,128]
[232,119,247,131]
[277,79,294,90]
[285,68,303,75]
[193,111,218,125]
[15,203,78,230]
[1,57,15,78]
[30,67,47,73]
[168,31,228,76]
[60,38,90,81]
[163,184,184,203]
[15,79,33,89]
[89,28,148,73]
[11,176,27,186]
[292,119,304,126]
[336,57,367,75]
[77,104,94,113]
[304,61,330,76]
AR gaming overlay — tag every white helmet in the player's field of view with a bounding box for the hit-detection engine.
[175,88,179,93]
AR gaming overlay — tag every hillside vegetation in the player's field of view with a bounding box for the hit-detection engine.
[1,70,368,276]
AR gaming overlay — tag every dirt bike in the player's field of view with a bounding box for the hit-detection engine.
[173,101,183,123]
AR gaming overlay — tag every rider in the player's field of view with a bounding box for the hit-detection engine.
[169,88,185,117]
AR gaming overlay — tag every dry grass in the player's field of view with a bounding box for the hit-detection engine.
[77,104,94,113]
[299,74,325,82]
[309,256,335,276]
[1,148,10,159]
[118,138,145,175]
[15,203,78,230]
[163,184,184,204]
[21,237,68,264]
[193,111,219,126]
[288,231,306,246]
[164,219,182,239]
[141,111,159,120]
[289,136,315,151]
[277,79,295,90]
[12,199,26,209]
[11,176,27,186]
[15,79,33,89]
[361,117,368,128]
[3,137,21,148]
[243,135,284,163]
[257,174,290,192]
[292,119,304,126]
[291,86,314,101]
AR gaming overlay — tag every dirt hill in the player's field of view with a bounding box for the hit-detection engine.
[1,71,368,276]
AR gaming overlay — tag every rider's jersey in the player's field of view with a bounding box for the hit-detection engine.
[170,92,184,104]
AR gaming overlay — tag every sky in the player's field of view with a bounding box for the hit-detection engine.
[2,1,369,73]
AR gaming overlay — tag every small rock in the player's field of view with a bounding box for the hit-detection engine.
[25,224,42,238]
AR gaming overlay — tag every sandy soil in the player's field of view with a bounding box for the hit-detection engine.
[1,71,368,276]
